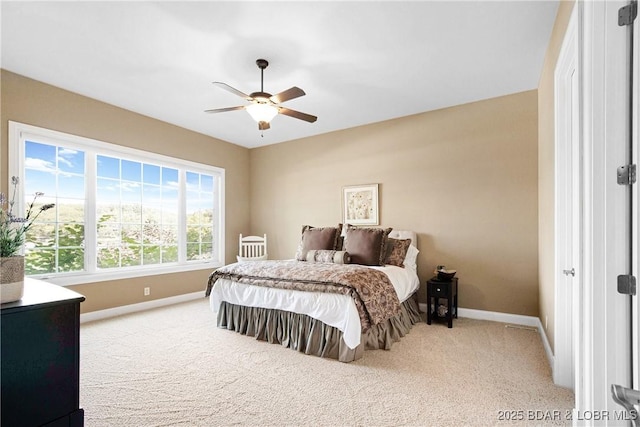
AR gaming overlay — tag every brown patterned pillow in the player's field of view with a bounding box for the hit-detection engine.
[295,224,342,260]
[343,226,392,266]
[385,238,412,267]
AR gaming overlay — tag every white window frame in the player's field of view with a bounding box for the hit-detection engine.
[8,121,225,286]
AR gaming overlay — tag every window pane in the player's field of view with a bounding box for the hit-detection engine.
[25,249,55,275]
[98,223,120,242]
[24,169,56,197]
[97,178,120,203]
[201,175,213,192]
[143,184,161,205]
[58,248,84,272]
[186,242,200,261]
[122,224,141,245]
[57,199,84,223]
[162,226,178,244]
[163,167,178,186]
[143,164,161,185]
[57,147,84,174]
[25,141,56,172]
[59,223,84,246]
[186,171,199,189]
[98,247,120,269]
[58,174,85,199]
[143,223,162,244]
[122,159,141,182]
[25,224,55,248]
[121,182,141,204]
[97,155,120,179]
[142,206,161,224]
[121,245,141,267]
[143,246,161,264]
[97,204,120,224]
[162,245,178,263]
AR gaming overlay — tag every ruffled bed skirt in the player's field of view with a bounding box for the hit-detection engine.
[217,296,422,362]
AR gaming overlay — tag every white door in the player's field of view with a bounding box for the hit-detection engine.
[554,5,579,391]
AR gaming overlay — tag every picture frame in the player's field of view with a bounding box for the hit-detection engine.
[342,184,379,226]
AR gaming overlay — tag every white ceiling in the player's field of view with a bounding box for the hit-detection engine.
[1,1,559,149]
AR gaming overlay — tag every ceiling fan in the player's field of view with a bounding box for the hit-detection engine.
[205,59,317,131]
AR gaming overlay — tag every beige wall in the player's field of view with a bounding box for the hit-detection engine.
[0,70,251,313]
[250,90,539,316]
[537,0,575,352]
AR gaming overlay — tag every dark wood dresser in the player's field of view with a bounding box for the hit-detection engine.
[1,278,85,427]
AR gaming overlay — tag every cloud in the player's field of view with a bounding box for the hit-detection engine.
[119,182,141,192]
[57,155,74,168]
[24,157,56,172]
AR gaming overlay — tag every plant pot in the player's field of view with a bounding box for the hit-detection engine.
[1,256,25,304]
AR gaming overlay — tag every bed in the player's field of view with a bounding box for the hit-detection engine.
[205,227,422,362]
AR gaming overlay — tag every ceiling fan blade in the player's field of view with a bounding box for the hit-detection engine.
[204,106,246,114]
[278,107,317,123]
[258,121,270,131]
[270,87,305,104]
[212,82,252,100]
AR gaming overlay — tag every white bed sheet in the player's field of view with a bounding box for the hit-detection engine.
[209,264,419,349]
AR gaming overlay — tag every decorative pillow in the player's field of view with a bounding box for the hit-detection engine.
[306,250,351,264]
[343,226,392,266]
[385,238,412,267]
[295,224,342,260]
[403,244,420,271]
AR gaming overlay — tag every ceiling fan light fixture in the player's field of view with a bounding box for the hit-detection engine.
[246,102,278,123]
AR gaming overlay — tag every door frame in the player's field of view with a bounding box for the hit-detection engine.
[580,0,632,417]
[554,4,579,391]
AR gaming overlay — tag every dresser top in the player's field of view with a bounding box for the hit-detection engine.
[1,278,85,313]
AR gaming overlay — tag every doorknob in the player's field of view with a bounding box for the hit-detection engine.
[563,268,575,276]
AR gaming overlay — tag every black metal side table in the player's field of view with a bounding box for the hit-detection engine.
[426,276,458,328]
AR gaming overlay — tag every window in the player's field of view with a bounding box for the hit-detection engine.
[9,122,225,285]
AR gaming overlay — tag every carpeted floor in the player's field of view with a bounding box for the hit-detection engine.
[80,299,574,426]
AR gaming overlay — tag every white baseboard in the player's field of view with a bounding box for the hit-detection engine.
[80,291,204,324]
[537,318,555,369]
[456,307,538,327]
[418,303,555,369]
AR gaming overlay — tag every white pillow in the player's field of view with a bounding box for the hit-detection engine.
[403,244,419,271]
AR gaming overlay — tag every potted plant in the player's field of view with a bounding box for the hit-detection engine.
[0,176,54,303]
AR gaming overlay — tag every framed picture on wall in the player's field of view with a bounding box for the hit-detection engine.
[342,184,379,226]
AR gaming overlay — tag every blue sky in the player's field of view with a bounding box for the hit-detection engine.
[24,141,215,212]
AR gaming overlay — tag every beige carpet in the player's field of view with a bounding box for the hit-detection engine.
[80,299,574,426]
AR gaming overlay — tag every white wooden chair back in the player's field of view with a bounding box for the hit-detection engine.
[237,234,268,262]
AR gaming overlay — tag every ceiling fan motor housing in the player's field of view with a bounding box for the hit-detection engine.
[249,92,273,103]
[256,59,269,69]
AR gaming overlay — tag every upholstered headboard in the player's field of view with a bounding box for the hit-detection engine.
[387,230,418,250]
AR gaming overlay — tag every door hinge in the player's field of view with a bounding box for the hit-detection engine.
[619,2,638,26]
[618,164,637,185]
[618,274,637,295]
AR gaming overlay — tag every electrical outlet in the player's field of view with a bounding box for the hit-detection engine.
[144,287,150,296]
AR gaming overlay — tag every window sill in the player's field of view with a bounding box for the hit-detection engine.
[29,262,223,287]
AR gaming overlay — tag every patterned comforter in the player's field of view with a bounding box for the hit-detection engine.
[205,260,401,332]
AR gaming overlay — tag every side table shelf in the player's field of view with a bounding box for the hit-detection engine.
[426,277,458,328]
